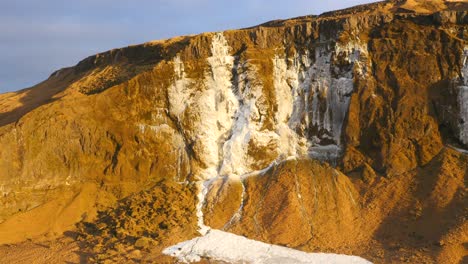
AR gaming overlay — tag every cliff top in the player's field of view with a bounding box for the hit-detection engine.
[0,0,466,127]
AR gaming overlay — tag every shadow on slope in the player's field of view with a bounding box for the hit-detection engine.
[0,68,74,126]
[372,148,468,263]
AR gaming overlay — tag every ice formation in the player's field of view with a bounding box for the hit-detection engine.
[308,42,366,158]
[196,180,213,235]
[162,33,371,263]
[217,63,265,177]
[163,229,372,264]
[458,48,468,145]
[273,54,309,158]
[272,41,367,160]
[166,32,367,178]
[223,179,246,229]
[168,55,191,118]
[193,33,239,179]
[449,144,468,154]
[165,35,367,235]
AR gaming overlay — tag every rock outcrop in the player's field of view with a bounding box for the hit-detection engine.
[0,0,467,263]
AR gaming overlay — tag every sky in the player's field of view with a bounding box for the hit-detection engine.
[0,0,376,93]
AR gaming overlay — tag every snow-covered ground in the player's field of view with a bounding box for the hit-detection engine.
[163,229,372,264]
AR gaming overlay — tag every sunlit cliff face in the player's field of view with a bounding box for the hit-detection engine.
[0,2,467,263]
[165,32,370,181]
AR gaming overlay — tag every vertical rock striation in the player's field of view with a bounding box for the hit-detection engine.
[458,47,468,145]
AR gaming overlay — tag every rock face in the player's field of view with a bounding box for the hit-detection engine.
[0,0,467,263]
[203,160,361,249]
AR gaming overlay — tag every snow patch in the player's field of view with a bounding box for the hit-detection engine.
[163,229,372,264]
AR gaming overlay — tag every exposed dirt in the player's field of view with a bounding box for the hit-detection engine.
[0,238,81,264]
[72,179,199,263]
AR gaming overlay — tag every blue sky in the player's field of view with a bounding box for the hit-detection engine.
[0,0,376,93]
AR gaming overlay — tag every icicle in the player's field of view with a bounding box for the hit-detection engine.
[457,48,468,145]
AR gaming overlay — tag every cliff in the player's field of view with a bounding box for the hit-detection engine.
[0,0,467,263]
